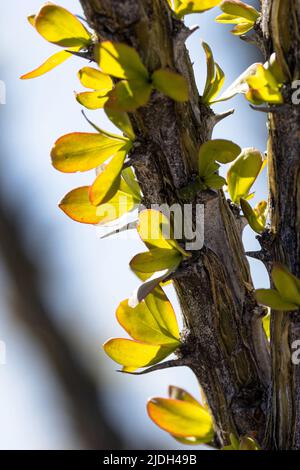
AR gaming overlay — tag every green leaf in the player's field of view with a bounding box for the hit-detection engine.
[214,63,259,102]
[20,49,73,80]
[147,398,214,442]
[168,386,200,406]
[240,198,266,234]
[89,151,126,205]
[198,139,241,177]
[51,132,131,172]
[103,338,175,371]
[116,294,180,346]
[202,42,225,104]
[204,173,226,189]
[145,287,180,340]
[59,186,137,225]
[121,168,141,200]
[176,0,222,17]
[34,4,91,48]
[256,289,298,311]
[246,64,283,105]
[105,80,152,112]
[76,91,109,109]
[262,313,270,340]
[227,148,264,204]
[151,69,189,102]
[218,1,260,23]
[130,248,182,277]
[105,108,136,140]
[78,67,113,91]
[271,264,300,306]
[96,41,149,81]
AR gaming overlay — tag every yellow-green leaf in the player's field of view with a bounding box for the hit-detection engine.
[51,132,130,172]
[227,148,264,204]
[89,151,126,205]
[78,66,113,91]
[152,69,189,102]
[96,41,149,81]
[105,80,152,112]
[34,4,91,48]
[130,249,182,277]
[147,398,214,441]
[262,313,270,340]
[121,167,141,199]
[103,338,174,371]
[59,186,137,225]
[256,289,298,311]
[246,64,283,105]
[105,108,135,140]
[272,264,300,306]
[218,1,260,22]
[204,173,226,189]
[137,209,189,257]
[176,0,222,18]
[20,49,73,80]
[168,386,200,406]
[145,287,180,341]
[76,91,109,109]
[116,296,180,346]
[240,198,265,234]
[199,139,241,177]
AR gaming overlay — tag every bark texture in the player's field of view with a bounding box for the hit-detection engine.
[261,0,300,450]
[79,0,298,448]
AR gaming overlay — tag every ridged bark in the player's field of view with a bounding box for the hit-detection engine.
[78,0,300,448]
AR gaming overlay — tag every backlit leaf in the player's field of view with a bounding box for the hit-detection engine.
[147,398,214,441]
[256,289,298,311]
[176,0,222,17]
[105,108,135,140]
[20,49,73,80]
[152,69,189,102]
[51,132,130,172]
[227,148,264,204]
[34,4,91,48]
[78,67,113,91]
[89,151,126,205]
[145,287,180,340]
[240,198,265,234]
[96,41,149,81]
[272,264,300,306]
[130,249,182,276]
[198,139,241,177]
[105,80,152,112]
[116,296,180,346]
[168,386,200,406]
[59,186,102,224]
[103,338,175,371]
[215,63,259,102]
[217,1,260,23]
[76,91,109,109]
[246,64,283,105]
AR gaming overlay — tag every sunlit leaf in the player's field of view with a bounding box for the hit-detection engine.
[121,167,141,200]
[151,69,189,102]
[105,108,136,140]
[130,249,182,276]
[51,132,130,172]
[145,287,180,340]
[103,338,175,371]
[34,4,91,48]
[262,313,270,340]
[227,148,264,204]
[246,64,283,105]
[147,398,214,441]
[176,0,222,18]
[78,66,113,91]
[240,198,266,234]
[116,296,180,346]
[202,42,225,104]
[105,80,152,112]
[76,91,109,109]
[96,41,149,81]
[256,289,298,311]
[137,209,189,256]
[89,151,126,205]
[59,187,137,225]
[272,264,300,306]
[217,1,260,22]
[204,173,226,189]
[168,386,200,406]
[215,63,259,102]
[198,139,241,177]
[20,49,73,80]
[129,268,177,307]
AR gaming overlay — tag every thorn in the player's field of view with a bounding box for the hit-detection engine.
[117,358,187,375]
[245,250,265,261]
[249,104,286,113]
[68,49,94,61]
[211,109,235,127]
[81,110,102,133]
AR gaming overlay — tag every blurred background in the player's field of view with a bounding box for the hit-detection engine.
[0,0,267,450]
